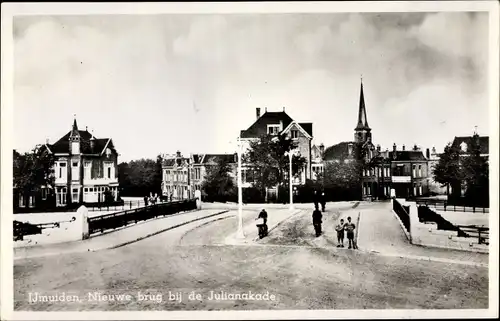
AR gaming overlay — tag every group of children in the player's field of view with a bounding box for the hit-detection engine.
[335,216,358,249]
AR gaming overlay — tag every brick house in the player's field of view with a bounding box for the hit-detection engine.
[162,151,191,200]
[161,152,237,200]
[239,107,315,198]
[389,144,429,198]
[16,118,120,209]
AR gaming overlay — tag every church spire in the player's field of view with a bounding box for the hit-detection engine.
[70,115,80,138]
[355,79,369,130]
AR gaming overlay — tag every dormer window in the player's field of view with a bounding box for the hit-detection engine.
[460,142,467,152]
[106,148,112,157]
[268,124,280,135]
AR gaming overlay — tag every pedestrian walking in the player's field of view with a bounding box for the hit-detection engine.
[344,216,358,249]
[313,190,319,209]
[312,205,323,237]
[144,195,149,207]
[320,191,326,212]
[335,218,345,247]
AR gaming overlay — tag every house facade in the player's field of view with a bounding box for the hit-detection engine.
[162,151,191,200]
[389,144,430,199]
[16,118,120,209]
[161,152,237,200]
[238,107,315,199]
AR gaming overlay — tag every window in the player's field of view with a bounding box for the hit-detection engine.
[267,124,280,135]
[413,184,417,196]
[19,194,25,207]
[418,165,422,177]
[291,130,298,139]
[29,195,35,207]
[72,161,79,181]
[59,162,67,178]
[104,162,114,179]
[412,165,416,177]
[72,188,79,203]
[419,186,423,196]
[72,141,80,154]
[84,161,91,179]
[57,187,67,206]
[41,188,48,200]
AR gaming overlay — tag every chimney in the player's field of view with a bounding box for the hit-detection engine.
[176,150,181,157]
[432,146,436,154]
[283,106,286,112]
[256,107,261,119]
[413,144,418,151]
[90,135,95,151]
[319,143,325,157]
[46,138,49,145]
[265,107,267,112]
[393,143,397,152]
[376,144,381,152]
[426,148,430,159]
[402,144,405,151]
[86,126,88,131]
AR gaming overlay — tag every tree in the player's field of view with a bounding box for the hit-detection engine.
[323,160,362,200]
[432,143,462,197]
[243,134,307,200]
[13,146,55,199]
[462,135,489,206]
[202,157,236,202]
[118,158,162,196]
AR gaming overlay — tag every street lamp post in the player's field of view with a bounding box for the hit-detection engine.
[289,151,294,211]
[236,137,245,239]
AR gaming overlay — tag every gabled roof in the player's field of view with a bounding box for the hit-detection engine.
[240,111,294,138]
[451,135,489,154]
[324,141,356,161]
[281,121,313,139]
[389,151,427,161]
[48,129,112,155]
[201,154,237,165]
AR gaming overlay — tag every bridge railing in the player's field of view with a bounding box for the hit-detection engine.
[393,199,410,233]
[87,199,197,235]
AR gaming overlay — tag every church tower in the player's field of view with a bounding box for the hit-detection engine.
[354,79,372,144]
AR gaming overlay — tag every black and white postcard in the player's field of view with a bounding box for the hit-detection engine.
[1,1,498,320]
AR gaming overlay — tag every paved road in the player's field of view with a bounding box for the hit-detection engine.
[14,204,489,311]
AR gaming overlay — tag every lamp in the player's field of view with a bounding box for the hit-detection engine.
[285,148,300,211]
[236,137,245,239]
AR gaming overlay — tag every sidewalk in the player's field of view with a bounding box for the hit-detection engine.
[357,202,489,266]
[14,209,228,260]
[225,208,302,245]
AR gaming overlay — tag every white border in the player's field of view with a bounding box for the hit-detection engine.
[1,1,499,320]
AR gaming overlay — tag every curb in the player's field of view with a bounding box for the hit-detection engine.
[391,209,411,242]
[104,210,230,250]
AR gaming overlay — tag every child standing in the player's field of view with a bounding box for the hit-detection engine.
[344,216,358,249]
[335,218,345,247]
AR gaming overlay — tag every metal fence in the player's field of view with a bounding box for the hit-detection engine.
[393,199,410,233]
[87,200,146,212]
[457,225,489,245]
[87,199,197,235]
[415,199,489,213]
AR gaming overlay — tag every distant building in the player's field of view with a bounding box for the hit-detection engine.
[389,144,429,198]
[450,132,489,197]
[162,151,191,200]
[324,80,392,200]
[190,153,237,195]
[161,152,236,200]
[15,118,120,210]
[239,107,314,199]
[426,146,447,195]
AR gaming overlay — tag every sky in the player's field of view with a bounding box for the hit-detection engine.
[13,12,490,162]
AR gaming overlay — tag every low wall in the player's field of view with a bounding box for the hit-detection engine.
[392,199,488,254]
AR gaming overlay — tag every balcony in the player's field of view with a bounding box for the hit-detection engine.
[83,177,118,185]
[392,176,411,183]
